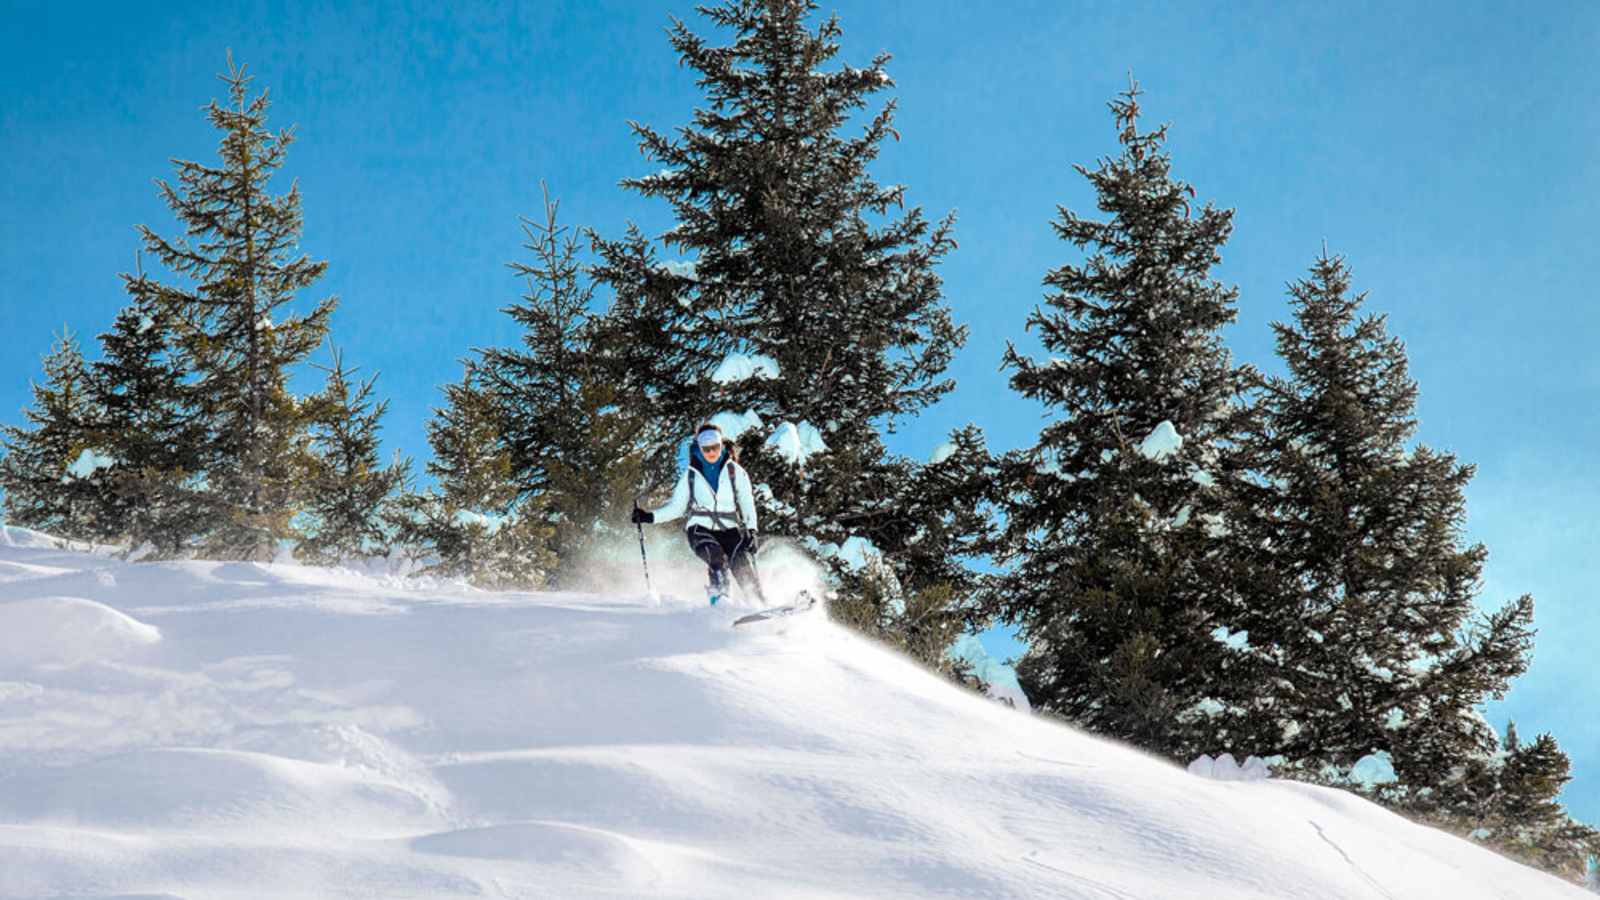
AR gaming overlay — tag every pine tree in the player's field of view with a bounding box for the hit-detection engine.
[1231,252,1542,806]
[476,185,648,585]
[392,364,554,588]
[83,289,208,556]
[989,79,1254,759]
[1483,727,1597,878]
[591,0,981,647]
[0,330,103,542]
[296,349,409,565]
[133,54,334,561]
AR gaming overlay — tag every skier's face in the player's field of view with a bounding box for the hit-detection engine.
[702,442,723,462]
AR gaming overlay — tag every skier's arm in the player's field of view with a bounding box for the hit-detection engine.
[650,471,690,524]
[737,465,759,533]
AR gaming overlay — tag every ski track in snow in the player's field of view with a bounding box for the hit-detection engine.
[0,530,1587,900]
[1309,820,1398,900]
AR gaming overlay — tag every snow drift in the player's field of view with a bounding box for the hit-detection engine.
[0,528,1584,899]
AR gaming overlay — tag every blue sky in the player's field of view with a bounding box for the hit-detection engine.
[2,0,1596,823]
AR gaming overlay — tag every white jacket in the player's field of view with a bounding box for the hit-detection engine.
[652,459,759,533]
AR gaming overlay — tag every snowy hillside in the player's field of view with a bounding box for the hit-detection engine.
[0,526,1584,899]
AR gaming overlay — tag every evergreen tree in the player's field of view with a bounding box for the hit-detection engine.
[0,330,103,541]
[592,0,982,648]
[392,364,554,588]
[988,79,1254,759]
[1480,726,1597,878]
[83,289,208,556]
[1231,252,1541,805]
[476,186,648,586]
[296,348,409,565]
[133,54,334,561]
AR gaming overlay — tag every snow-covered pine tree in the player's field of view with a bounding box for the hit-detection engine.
[988,79,1255,759]
[83,291,208,556]
[1231,252,1543,812]
[133,55,334,561]
[0,330,103,542]
[475,185,647,586]
[391,364,554,588]
[295,349,409,565]
[592,0,982,643]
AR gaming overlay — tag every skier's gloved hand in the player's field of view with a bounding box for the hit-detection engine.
[630,507,654,525]
[746,532,760,554]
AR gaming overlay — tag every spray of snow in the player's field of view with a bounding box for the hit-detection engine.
[929,441,956,465]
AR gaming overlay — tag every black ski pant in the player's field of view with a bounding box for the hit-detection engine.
[685,525,763,601]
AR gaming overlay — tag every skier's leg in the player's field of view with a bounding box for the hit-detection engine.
[686,526,729,602]
[720,529,768,605]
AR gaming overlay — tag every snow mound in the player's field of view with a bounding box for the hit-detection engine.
[0,596,160,666]
[1189,752,1272,782]
[412,821,659,887]
[0,747,439,833]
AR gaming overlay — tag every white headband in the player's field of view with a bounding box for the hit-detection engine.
[696,429,723,449]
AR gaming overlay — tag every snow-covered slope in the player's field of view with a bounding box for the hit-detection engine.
[0,526,1583,899]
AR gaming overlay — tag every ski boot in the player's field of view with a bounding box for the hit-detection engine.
[706,566,729,606]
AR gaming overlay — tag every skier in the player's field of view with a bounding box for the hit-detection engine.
[631,422,765,605]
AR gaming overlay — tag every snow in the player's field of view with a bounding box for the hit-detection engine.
[0,595,160,665]
[929,440,956,465]
[764,420,829,466]
[137,313,156,334]
[708,352,778,384]
[452,509,505,534]
[1350,751,1400,787]
[0,529,1587,899]
[1189,753,1272,782]
[709,409,763,438]
[1138,419,1184,461]
[63,447,117,480]
[659,258,698,280]
[948,634,1030,713]
[835,534,881,570]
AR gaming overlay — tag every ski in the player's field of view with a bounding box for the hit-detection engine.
[732,591,819,627]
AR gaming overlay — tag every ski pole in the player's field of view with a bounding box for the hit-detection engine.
[634,499,656,600]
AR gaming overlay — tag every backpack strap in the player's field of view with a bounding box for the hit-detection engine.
[685,464,741,531]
